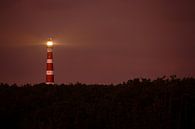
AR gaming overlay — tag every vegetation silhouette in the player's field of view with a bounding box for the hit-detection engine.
[0,76,194,129]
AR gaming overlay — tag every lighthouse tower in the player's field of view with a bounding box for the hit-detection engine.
[46,38,54,85]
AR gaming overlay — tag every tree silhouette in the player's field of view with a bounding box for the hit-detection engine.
[0,77,194,129]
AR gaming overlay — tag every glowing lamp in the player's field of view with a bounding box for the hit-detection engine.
[47,41,53,47]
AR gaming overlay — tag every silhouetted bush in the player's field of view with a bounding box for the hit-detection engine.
[0,77,194,129]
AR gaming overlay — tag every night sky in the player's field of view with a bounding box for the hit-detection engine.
[0,0,194,84]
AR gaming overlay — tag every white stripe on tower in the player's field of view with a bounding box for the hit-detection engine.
[46,70,54,75]
[46,37,54,85]
[47,59,53,63]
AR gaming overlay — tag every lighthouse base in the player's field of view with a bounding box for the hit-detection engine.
[46,82,54,85]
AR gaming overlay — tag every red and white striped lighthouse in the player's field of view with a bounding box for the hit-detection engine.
[46,38,54,84]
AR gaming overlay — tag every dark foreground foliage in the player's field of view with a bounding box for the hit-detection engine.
[0,77,195,129]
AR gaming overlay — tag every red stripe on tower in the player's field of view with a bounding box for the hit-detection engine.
[46,38,54,85]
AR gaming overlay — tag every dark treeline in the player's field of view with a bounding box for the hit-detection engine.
[0,77,194,129]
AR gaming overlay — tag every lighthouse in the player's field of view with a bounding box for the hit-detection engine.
[46,38,54,85]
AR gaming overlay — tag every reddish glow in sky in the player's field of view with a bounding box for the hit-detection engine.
[0,0,194,84]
